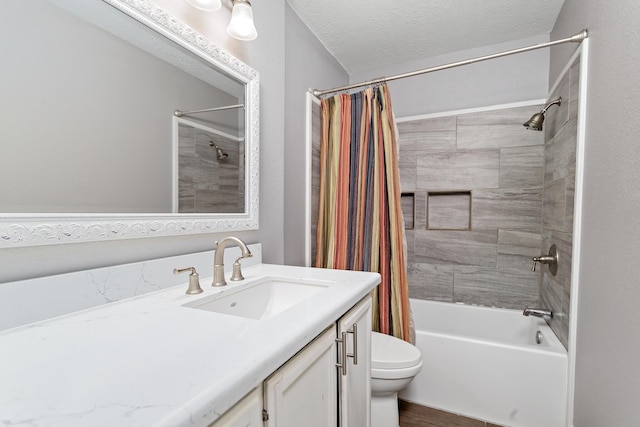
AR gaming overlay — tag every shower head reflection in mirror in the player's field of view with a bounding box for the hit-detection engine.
[172,117,245,214]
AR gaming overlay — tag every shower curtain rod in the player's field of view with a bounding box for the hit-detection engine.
[311,29,588,98]
[174,103,244,117]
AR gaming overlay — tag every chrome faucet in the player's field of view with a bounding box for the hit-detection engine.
[212,237,252,287]
[523,307,553,319]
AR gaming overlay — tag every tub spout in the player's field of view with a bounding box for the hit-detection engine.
[523,307,553,319]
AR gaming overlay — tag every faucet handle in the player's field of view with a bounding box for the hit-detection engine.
[230,253,253,281]
[531,258,538,272]
[531,245,559,276]
[173,267,203,295]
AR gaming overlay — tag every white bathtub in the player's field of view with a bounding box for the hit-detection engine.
[399,299,568,427]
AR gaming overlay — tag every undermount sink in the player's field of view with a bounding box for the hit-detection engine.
[183,276,332,320]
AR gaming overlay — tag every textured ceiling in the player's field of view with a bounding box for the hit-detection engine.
[287,0,565,74]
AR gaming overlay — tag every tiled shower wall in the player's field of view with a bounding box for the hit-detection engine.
[310,91,580,349]
[538,54,581,348]
[398,105,546,310]
[178,123,245,213]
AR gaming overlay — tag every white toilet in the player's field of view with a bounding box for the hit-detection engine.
[370,331,422,427]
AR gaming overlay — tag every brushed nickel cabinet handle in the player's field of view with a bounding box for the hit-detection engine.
[335,332,348,376]
[346,323,358,365]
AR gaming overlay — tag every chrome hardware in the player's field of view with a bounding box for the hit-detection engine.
[346,323,358,365]
[531,244,558,276]
[212,237,252,287]
[336,332,348,376]
[523,307,553,319]
[536,330,544,345]
[173,267,203,295]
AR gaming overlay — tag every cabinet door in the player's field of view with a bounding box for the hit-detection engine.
[264,325,338,427]
[337,296,372,427]
[209,387,262,427]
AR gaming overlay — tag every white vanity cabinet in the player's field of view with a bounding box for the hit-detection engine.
[337,297,372,427]
[209,388,263,427]
[264,326,338,426]
[262,295,372,427]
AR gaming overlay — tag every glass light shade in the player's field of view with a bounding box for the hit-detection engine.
[186,0,221,12]
[227,1,258,41]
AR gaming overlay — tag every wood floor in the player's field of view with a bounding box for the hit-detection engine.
[399,400,503,427]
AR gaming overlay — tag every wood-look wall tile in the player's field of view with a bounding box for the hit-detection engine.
[457,106,544,150]
[400,151,417,192]
[541,274,562,315]
[545,74,571,141]
[311,102,321,264]
[569,58,581,123]
[453,266,539,309]
[398,116,457,151]
[544,117,577,184]
[178,124,195,154]
[499,145,544,188]
[405,230,415,262]
[565,172,576,233]
[541,274,568,348]
[417,150,499,191]
[497,229,542,270]
[473,188,543,232]
[560,287,571,348]
[414,191,427,230]
[407,263,453,301]
[542,178,566,232]
[542,229,573,293]
[414,229,498,267]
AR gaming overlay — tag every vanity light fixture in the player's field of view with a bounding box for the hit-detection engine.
[227,0,258,41]
[185,0,257,41]
[186,0,222,12]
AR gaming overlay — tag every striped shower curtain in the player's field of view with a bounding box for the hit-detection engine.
[315,84,411,342]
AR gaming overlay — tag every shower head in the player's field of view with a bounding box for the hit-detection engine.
[523,97,562,131]
[209,141,229,160]
[523,112,545,131]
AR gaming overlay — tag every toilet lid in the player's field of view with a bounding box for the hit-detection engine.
[371,331,421,369]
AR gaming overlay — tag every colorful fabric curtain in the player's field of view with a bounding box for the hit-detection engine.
[315,84,410,342]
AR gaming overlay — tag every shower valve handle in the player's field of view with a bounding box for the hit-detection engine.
[531,245,559,276]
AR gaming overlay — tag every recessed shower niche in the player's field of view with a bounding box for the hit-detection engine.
[427,191,472,230]
[401,193,415,229]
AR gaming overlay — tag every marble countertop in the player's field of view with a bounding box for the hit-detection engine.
[0,264,379,427]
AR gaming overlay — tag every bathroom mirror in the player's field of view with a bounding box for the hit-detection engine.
[0,0,259,247]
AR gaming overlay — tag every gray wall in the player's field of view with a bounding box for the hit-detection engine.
[550,1,640,425]
[350,35,550,117]
[0,0,286,282]
[283,4,349,266]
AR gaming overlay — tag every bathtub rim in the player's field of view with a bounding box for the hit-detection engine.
[409,298,567,356]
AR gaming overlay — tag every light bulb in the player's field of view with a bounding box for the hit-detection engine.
[186,0,221,12]
[227,0,258,41]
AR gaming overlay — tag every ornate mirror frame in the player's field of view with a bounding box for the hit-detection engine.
[0,0,259,248]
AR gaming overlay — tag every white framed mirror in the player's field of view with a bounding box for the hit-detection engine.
[0,0,259,247]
